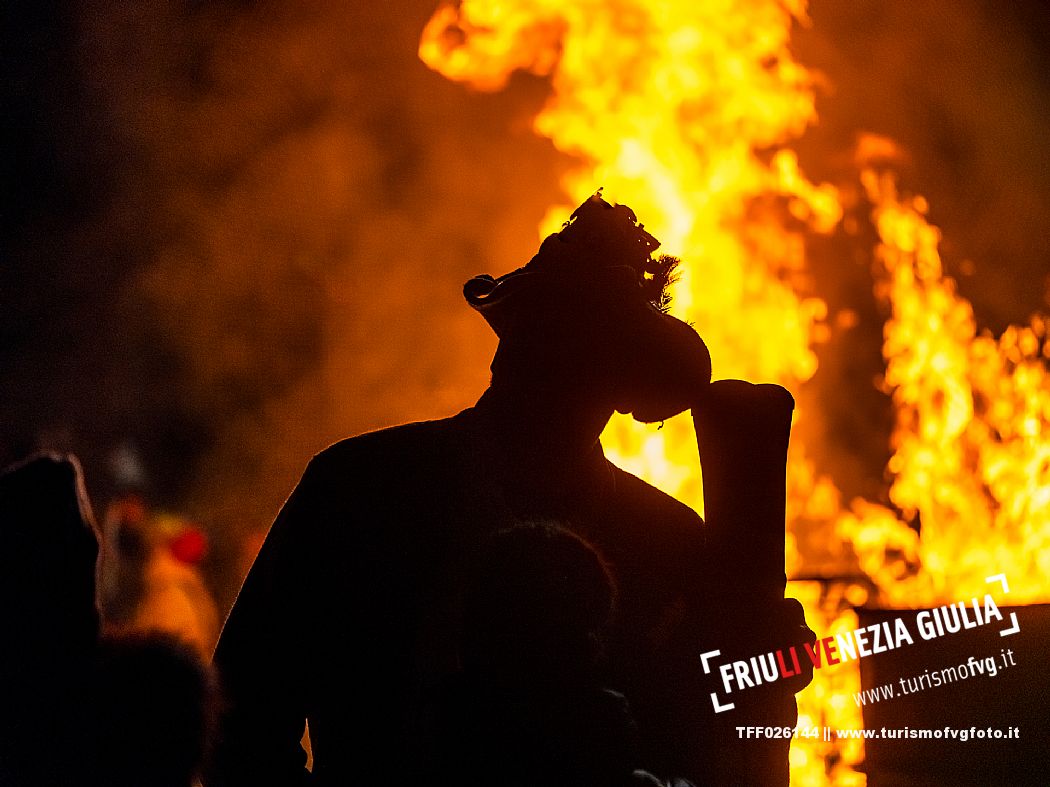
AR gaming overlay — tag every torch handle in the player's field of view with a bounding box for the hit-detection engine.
[692,380,794,606]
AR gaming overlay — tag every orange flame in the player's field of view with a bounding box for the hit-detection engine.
[420,1,1049,783]
[421,0,840,525]
[837,167,1050,607]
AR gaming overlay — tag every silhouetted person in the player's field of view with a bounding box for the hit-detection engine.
[208,194,810,786]
[0,454,100,786]
[1,454,217,787]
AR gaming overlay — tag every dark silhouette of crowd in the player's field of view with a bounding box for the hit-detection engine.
[3,195,813,786]
[0,454,215,787]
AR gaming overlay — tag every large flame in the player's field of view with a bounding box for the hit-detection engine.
[837,164,1050,606]
[421,0,841,535]
[420,1,1049,783]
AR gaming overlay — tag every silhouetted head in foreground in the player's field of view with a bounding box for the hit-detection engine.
[462,522,616,688]
[440,523,637,786]
[465,192,712,424]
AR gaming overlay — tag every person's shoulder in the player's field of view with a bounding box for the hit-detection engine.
[268,414,473,546]
[296,413,476,499]
[303,412,470,485]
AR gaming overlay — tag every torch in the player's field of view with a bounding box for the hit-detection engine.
[692,379,797,787]
[693,379,793,605]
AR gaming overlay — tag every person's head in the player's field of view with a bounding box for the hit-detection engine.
[462,522,615,684]
[466,193,711,423]
[0,453,100,659]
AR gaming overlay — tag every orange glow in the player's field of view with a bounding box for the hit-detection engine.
[420,1,1048,783]
[837,168,1050,607]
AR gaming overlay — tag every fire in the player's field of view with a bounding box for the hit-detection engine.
[837,166,1050,607]
[419,0,1049,784]
[420,0,840,523]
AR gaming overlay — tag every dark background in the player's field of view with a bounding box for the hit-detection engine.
[3,0,1048,590]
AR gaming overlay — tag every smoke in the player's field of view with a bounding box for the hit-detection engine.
[797,0,1050,325]
[2,0,1047,584]
[3,1,568,542]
